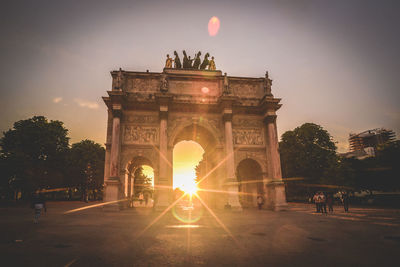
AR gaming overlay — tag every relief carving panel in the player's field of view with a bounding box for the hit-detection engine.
[231,80,263,98]
[233,129,264,145]
[123,125,158,144]
[233,117,263,128]
[126,77,159,93]
[123,114,158,124]
[169,80,220,96]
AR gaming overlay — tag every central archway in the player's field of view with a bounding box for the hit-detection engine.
[170,123,221,207]
[173,140,204,194]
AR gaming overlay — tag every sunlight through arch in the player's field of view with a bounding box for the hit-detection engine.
[173,141,204,195]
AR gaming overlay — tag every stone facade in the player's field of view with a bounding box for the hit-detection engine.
[103,68,287,210]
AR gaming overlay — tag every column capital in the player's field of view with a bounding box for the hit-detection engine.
[222,108,233,122]
[159,105,168,120]
[111,104,123,118]
[264,114,277,124]
[218,95,238,109]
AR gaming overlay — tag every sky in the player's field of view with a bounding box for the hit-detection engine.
[1,0,399,153]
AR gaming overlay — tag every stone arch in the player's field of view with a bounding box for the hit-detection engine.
[168,119,222,149]
[170,123,222,207]
[122,155,155,206]
[235,151,268,179]
[236,158,264,208]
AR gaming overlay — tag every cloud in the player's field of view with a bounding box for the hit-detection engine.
[53,97,62,103]
[74,98,99,109]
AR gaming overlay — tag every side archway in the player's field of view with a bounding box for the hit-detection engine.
[236,158,263,208]
[124,156,154,207]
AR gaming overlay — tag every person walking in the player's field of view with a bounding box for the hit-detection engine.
[320,192,327,214]
[342,191,349,212]
[31,193,46,223]
[313,192,320,213]
[257,195,264,210]
[326,192,334,213]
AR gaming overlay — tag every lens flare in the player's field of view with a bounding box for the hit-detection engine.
[208,16,220,36]
[201,87,209,94]
[180,182,198,196]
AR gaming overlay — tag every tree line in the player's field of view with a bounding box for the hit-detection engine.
[280,123,400,201]
[1,117,398,202]
[0,116,105,201]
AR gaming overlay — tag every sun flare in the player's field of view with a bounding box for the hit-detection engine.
[173,141,204,195]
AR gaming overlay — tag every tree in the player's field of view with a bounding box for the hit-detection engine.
[279,123,337,184]
[133,167,152,197]
[0,116,69,199]
[67,140,105,200]
[352,140,400,191]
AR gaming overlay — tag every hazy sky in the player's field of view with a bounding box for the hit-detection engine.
[1,0,399,152]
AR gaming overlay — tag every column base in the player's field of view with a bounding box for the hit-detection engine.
[153,186,171,211]
[225,178,243,212]
[103,177,125,211]
[265,181,288,211]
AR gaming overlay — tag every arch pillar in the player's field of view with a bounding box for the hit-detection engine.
[104,104,123,206]
[155,93,173,210]
[221,96,242,211]
[264,114,287,210]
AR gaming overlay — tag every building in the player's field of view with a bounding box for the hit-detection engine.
[342,128,396,159]
[102,62,287,211]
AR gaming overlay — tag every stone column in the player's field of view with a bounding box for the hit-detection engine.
[264,114,287,210]
[223,109,242,210]
[104,105,122,204]
[155,105,170,210]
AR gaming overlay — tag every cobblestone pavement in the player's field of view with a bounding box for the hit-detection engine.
[1,201,400,267]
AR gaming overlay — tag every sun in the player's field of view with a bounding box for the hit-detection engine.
[173,141,204,196]
[180,181,198,196]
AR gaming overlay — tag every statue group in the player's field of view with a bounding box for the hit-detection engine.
[165,50,216,70]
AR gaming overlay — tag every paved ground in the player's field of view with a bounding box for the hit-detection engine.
[1,201,400,267]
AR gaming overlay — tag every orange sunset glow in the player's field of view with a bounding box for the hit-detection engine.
[173,141,204,194]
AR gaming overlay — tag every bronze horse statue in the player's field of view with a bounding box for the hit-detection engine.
[193,51,201,69]
[182,50,190,68]
[200,53,210,70]
[174,50,181,68]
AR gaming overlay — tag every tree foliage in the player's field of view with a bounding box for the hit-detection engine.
[0,116,69,199]
[67,140,105,190]
[0,116,106,201]
[279,123,337,183]
[133,167,152,197]
[280,123,400,199]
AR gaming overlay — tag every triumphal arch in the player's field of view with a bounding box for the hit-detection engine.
[102,61,287,210]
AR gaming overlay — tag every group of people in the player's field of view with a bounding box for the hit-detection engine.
[165,50,216,70]
[312,191,349,213]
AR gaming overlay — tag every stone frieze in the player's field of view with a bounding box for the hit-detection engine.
[126,77,160,93]
[233,129,264,145]
[123,125,159,144]
[123,115,158,124]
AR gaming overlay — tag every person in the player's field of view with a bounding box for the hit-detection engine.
[342,191,349,212]
[139,193,144,206]
[165,54,173,68]
[144,192,149,206]
[208,56,216,70]
[257,195,264,210]
[188,56,194,68]
[31,193,46,223]
[313,192,320,213]
[320,192,327,214]
[326,192,334,213]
